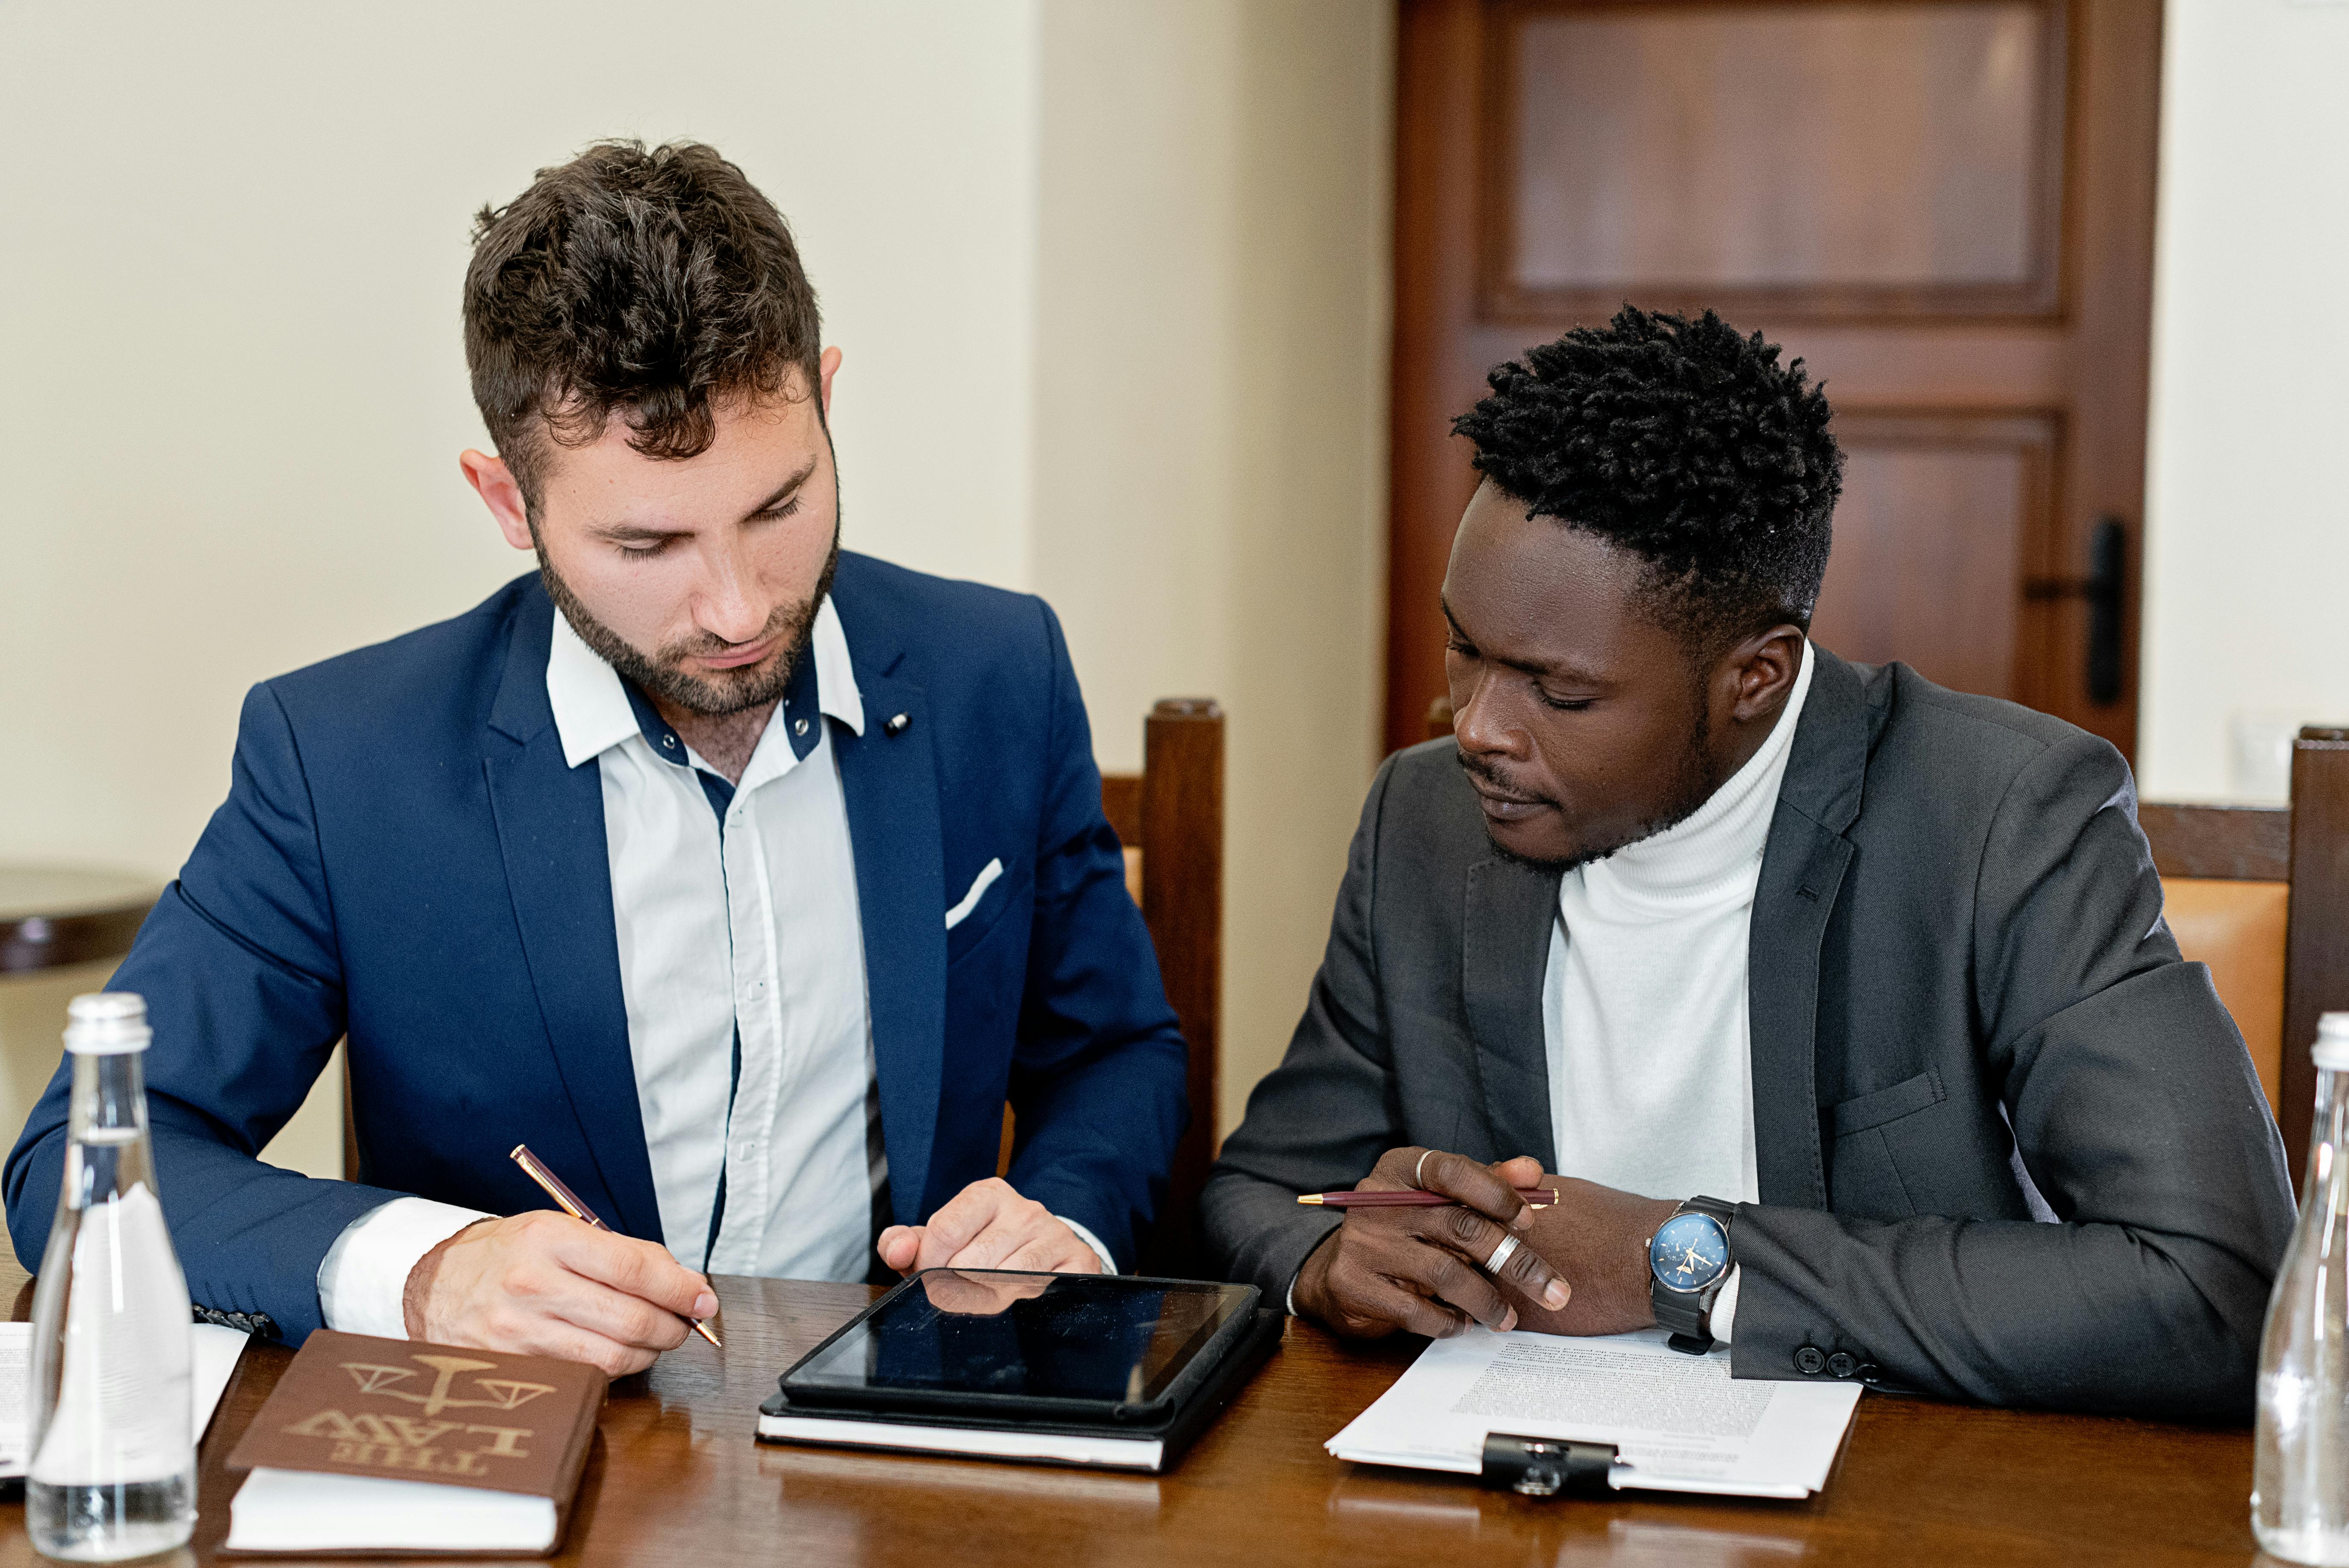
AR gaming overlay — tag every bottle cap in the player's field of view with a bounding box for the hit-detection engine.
[2316,1013,2349,1071]
[64,992,151,1055]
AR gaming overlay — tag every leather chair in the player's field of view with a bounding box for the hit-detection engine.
[2139,727,2349,1175]
[2137,806,2290,1118]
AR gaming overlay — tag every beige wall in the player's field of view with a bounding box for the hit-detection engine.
[0,0,1040,1178]
[0,4,1389,1175]
[0,1,1043,874]
[6,0,2320,1196]
[1033,2,1393,1133]
[2137,0,2349,797]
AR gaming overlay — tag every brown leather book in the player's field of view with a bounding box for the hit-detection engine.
[222,1330,605,1557]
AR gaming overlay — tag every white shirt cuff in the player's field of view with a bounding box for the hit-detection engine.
[316,1197,494,1338]
[1056,1216,1119,1275]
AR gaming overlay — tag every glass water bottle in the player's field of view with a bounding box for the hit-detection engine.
[2256,1012,2349,1564]
[25,993,197,1562]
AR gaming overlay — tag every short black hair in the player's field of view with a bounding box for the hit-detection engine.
[1452,306,1841,653]
[463,139,823,511]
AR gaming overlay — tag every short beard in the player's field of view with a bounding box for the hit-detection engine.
[1472,694,1722,876]
[537,526,841,718]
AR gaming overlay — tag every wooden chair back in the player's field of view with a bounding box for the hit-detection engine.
[991,698,1226,1275]
[2143,727,2349,1174]
[1426,694,1454,742]
[2136,803,2290,1119]
[1099,699,1225,1275]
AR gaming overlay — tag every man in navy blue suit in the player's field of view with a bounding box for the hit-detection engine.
[4,140,1188,1373]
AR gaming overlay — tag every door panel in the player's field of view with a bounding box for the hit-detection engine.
[1811,412,2059,700]
[1389,0,2160,759]
[1501,4,2059,309]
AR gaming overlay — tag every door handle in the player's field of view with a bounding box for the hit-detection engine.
[2021,518,2126,705]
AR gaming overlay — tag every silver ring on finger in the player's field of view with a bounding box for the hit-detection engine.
[1483,1234,1519,1276]
[1415,1149,1436,1187]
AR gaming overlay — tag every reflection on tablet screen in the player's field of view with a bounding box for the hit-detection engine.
[790,1272,1249,1407]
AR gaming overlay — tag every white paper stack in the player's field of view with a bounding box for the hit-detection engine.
[0,1320,249,1479]
[1327,1327,1862,1499]
[225,1468,558,1554]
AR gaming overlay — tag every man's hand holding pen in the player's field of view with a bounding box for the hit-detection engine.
[1291,1147,1568,1339]
[403,1211,718,1378]
[1290,1147,1678,1341]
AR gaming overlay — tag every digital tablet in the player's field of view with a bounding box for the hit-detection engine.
[775,1270,1261,1425]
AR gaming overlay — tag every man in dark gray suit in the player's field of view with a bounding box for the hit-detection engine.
[1203,307,2294,1418]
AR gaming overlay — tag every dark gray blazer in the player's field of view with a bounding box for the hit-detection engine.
[1204,647,2296,1419]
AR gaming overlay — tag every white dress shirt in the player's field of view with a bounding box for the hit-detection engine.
[1541,641,1816,1342]
[317,597,1106,1337]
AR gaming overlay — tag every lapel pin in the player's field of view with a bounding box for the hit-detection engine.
[884,712,911,736]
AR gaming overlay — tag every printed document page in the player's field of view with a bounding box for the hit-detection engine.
[0,1321,248,1478]
[1327,1327,1861,1498]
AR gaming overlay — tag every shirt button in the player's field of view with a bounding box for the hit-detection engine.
[795,718,810,736]
[1827,1352,1858,1379]
[1794,1346,1827,1375]
[662,735,677,749]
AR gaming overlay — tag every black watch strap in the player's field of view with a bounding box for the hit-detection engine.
[1651,1196,1737,1354]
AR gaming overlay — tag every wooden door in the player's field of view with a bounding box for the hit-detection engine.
[1389,0,2161,759]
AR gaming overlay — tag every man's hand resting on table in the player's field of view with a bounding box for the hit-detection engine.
[1291,1149,1677,1340]
[1492,1171,1681,1338]
[402,1211,716,1376]
[876,1177,1105,1276]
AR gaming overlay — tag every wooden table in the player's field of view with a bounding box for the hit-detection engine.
[0,866,158,975]
[0,1274,2263,1566]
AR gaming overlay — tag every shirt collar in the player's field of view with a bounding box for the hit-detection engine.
[546,596,865,772]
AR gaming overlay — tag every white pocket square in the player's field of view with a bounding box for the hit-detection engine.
[945,858,1004,930]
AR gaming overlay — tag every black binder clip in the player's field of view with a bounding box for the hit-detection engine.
[1479,1433,1618,1497]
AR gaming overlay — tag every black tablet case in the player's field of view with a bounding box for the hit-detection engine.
[758,1303,1283,1474]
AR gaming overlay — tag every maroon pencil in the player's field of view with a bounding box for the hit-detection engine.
[1296,1187,1558,1209]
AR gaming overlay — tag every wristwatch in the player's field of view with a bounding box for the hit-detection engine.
[1647,1195,1736,1355]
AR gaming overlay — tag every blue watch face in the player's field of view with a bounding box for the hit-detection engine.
[1649,1212,1730,1293]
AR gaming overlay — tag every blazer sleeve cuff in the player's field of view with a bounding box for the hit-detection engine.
[1268,1216,1344,1312]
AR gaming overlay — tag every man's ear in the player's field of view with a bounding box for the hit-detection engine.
[817,345,842,420]
[1727,625,1808,724]
[459,450,534,552]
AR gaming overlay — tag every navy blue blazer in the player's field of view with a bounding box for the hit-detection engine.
[5,555,1188,1341]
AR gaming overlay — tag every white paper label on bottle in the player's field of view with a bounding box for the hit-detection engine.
[30,1181,193,1486]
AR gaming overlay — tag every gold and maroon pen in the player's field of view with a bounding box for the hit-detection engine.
[1296,1187,1558,1209]
[511,1143,722,1348]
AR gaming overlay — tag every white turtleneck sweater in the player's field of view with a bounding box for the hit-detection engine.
[1541,640,1814,1341]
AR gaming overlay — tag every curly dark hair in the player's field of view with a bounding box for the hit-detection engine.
[1452,306,1841,652]
[463,139,822,510]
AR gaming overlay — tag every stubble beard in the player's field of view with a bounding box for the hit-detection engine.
[537,526,842,719]
[1471,699,1723,876]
